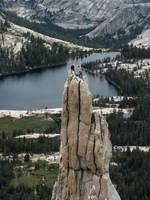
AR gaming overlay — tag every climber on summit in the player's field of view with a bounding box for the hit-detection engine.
[70,64,83,78]
[70,65,75,74]
[75,65,83,79]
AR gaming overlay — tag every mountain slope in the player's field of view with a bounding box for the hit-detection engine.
[4,0,150,42]
[129,29,150,48]
[0,12,91,53]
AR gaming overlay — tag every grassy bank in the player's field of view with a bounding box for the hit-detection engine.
[11,162,59,188]
[0,114,61,136]
[0,159,59,200]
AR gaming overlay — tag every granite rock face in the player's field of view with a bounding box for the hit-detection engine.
[51,75,121,200]
[5,0,150,39]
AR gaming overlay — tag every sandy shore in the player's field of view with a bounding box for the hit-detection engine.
[15,133,60,139]
[0,108,62,118]
[0,107,133,118]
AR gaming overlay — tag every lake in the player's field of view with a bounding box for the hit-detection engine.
[0,52,119,109]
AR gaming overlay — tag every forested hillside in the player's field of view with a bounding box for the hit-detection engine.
[0,34,69,75]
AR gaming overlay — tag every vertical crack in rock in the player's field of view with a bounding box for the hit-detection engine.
[66,85,69,172]
[77,80,81,168]
[66,83,70,172]
[51,75,121,200]
[66,85,69,137]
[78,80,81,134]
[93,123,97,172]
[99,115,104,143]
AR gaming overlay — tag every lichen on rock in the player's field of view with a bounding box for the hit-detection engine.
[51,75,121,200]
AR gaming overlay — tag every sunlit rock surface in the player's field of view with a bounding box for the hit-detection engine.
[51,75,120,200]
[5,0,150,40]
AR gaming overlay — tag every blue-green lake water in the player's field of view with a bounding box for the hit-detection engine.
[0,52,119,109]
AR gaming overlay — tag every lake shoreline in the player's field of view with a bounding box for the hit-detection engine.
[0,107,133,119]
[83,69,121,94]
[105,76,122,94]
[0,108,62,118]
[0,52,119,109]
[0,62,66,78]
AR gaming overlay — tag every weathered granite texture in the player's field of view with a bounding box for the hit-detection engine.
[51,75,121,200]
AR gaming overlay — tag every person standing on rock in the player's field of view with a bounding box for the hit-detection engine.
[70,65,75,74]
[76,65,83,79]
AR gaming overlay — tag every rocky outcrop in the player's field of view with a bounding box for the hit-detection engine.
[51,75,120,200]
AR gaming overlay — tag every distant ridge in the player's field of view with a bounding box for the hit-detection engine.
[4,0,150,46]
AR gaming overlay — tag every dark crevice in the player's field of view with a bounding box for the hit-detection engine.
[91,113,96,124]
[99,115,104,142]
[93,114,97,172]
[75,171,77,197]
[66,85,69,171]
[77,80,81,165]
[85,114,93,159]
[98,175,103,198]
[77,80,81,135]
[66,85,69,145]
[80,168,84,198]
